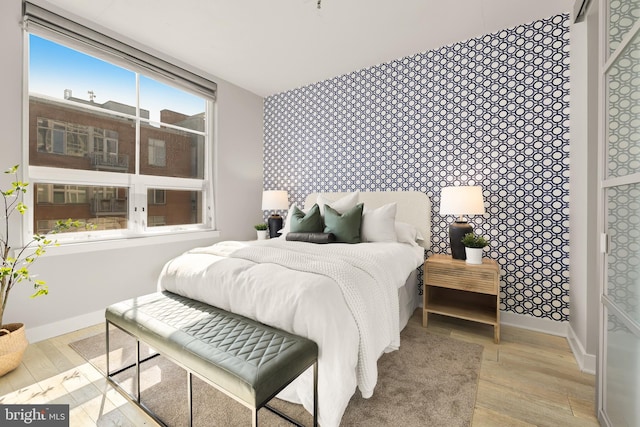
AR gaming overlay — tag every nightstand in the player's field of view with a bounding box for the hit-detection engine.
[423,254,501,343]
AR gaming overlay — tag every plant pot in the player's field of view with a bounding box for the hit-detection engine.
[256,230,268,240]
[465,247,483,265]
[0,323,28,376]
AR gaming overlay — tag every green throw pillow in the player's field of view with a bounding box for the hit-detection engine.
[289,204,323,233]
[323,203,364,243]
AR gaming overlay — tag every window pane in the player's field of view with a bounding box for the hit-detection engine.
[607,183,640,323]
[34,183,128,233]
[608,0,640,56]
[607,31,640,178]
[29,35,136,110]
[139,75,205,131]
[147,189,202,227]
[604,310,640,427]
[29,34,136,173]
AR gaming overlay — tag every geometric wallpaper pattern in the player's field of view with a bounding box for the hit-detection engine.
[264,14,571,321]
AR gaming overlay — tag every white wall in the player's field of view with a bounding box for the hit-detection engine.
[568,3,599,373]
[0,0,264,342]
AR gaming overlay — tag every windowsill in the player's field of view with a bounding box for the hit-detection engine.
[40,228,221,257]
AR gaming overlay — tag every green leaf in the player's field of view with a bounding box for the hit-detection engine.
[4,165,19,174]
[16,202,27,214]
[30,288,49,298]
[30,280,49,298]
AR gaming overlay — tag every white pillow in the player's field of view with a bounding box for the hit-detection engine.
[361,203,398,242]
[317,192,359,216]
[395,221,423,247]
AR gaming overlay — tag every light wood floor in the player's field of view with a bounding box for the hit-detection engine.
[0,310,599,426]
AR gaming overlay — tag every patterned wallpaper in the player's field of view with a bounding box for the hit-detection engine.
[263,15,570,321]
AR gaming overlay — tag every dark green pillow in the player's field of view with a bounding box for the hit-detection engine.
[323,203,364,243]
[289,204,323,233]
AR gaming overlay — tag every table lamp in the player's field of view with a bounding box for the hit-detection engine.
[262,190,289,238]
[439,186,485,260]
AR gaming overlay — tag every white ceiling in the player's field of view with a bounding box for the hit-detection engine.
[39,0,574,97]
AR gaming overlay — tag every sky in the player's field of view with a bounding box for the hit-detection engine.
[29,35,205,123]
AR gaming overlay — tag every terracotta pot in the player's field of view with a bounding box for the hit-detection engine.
[0,323,28,376]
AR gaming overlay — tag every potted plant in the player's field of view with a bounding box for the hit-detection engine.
[254,223,268,240]
[461,232,489,265]
[0,165,81,376]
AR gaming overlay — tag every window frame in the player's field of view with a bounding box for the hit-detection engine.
[22,9,217,246]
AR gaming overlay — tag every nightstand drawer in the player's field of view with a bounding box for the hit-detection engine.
[426,265,497,294]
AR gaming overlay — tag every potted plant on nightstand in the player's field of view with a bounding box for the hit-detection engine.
[0,165,82,376]
[461,232,489,265]
[254,223,268,240]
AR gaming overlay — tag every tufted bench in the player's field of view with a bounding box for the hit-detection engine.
[105,291,318,426]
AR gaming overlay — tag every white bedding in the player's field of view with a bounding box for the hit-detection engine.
[157,238,424,427]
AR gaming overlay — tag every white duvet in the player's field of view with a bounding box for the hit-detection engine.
[157,238,424,427]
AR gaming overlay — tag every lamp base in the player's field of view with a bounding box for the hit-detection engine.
[268,215,283,239]
[449,221,473,260]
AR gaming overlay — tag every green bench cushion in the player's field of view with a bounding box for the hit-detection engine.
[105,291,318,408]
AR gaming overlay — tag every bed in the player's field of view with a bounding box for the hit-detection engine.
[157,191,430,427]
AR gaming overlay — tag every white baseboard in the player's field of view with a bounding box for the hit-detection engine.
[500,311,569,337]
[567,324,597,374]
[500,311,596,375]
[25,309,104,343]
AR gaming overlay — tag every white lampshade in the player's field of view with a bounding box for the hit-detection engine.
[262,190,289,210]
[439,186,486,216]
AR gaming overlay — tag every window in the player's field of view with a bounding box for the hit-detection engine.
[148,216,166,227]
[24,4,216,242]
[37,118,90,157]
[34,184,128,233]
[148,139,166,167]
[38,184,88,204]
[148,189,166,205]
[146,189,202,228]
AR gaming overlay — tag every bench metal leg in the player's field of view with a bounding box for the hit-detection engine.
[263,360,318,427]
[188,372,194,427]
[105,321,166,426]
[136,339,141,403]
[313,361,318,427]
[105,322,110,379]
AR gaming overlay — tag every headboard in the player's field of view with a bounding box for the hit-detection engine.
[304,191,431,249]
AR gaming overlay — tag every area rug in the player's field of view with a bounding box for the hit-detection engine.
[70,324,482,426]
